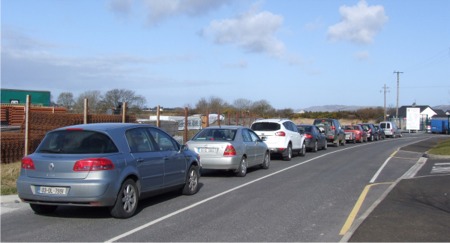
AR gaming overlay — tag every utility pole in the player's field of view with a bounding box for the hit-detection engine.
[393,71,403,118]
[381,84,390,121]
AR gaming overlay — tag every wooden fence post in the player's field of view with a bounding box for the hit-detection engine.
[83,98,88,124]
[156,105,161,127]
[122,102,127,123]
[24,95,31,156]
[184,107,188,144]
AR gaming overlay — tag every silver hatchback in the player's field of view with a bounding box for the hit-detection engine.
[17,123,201,218]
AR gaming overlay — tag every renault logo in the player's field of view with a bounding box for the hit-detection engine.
[48,163,55,171]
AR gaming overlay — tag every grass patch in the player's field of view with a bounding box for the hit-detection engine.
[428,138,450,156]
[1,162,21,195]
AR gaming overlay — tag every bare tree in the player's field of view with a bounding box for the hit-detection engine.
[251,99,275,118]
[233,98,253,112]
[103,89,146,113]
[73,90,104,114]
[56,92,75,110]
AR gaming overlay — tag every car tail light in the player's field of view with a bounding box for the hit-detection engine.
[275,131,286,136]
[21,157,35,170]
[73,158,114,171]
[223,145,236,156]
[305,134,313,139]
[331,126,336,130]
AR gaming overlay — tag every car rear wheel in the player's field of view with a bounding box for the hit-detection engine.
[261,152,270,169]
[283,144,293,161]
[182,165,199,195]
[110,179,138,219]
[30,204,58,214]
[235,157,247,177]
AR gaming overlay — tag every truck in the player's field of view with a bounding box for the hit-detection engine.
[430,118,449,134]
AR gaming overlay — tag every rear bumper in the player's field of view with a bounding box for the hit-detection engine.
[200,156,241,170]
[17,176,117,207]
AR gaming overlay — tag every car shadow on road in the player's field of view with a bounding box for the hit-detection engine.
[31,183,205,219]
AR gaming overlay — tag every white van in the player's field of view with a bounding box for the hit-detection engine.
[379,121,401,138]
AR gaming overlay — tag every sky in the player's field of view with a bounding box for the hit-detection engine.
[2,0,450,110]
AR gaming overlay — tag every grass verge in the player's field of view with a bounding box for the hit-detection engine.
[428,138,450,156]
[1,162,21,195]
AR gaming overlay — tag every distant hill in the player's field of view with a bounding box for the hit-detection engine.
[433,105,450,112]
[298,105,378,112]
[296,104,450,113]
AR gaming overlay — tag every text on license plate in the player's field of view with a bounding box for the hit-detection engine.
[38,186,68,195]
[198,147,217,153]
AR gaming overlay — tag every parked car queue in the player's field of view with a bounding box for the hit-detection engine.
[16,119,401,219]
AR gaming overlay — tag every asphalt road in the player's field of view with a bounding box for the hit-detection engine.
[1,133,447,242]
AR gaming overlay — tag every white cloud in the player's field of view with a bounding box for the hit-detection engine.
[202,8,285,57]
[327,0,388,44]
[141,0,232,25]
[108,0,133,17]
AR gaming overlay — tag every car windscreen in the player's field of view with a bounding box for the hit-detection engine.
[251,122,280,131]
[192,129,237,141]
[37,130,119,154]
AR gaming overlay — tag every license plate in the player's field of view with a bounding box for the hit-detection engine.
[38,186,68,195]
[198,147,217,153]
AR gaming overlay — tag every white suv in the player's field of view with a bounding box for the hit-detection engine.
[251,119,306,161]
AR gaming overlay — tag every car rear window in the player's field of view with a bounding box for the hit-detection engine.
[380,123,389,129]
[37,130,118,154]
[297,126,312,134]
[192,129,237,141]
[251,122,280,131]
[313,119,332,126]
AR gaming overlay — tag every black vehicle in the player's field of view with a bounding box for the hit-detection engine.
[374,124,385,140]
[313,118,346,147]
[297,124,327,152]
[359,123,379,141]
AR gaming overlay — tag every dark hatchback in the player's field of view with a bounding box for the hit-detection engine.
[297,124,327,152]
[359,123,379,141]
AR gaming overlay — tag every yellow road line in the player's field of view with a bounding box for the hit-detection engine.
[339,182,392,236]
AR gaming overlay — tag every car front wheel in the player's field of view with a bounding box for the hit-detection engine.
[110,179,139,219]
[182,165,199,195]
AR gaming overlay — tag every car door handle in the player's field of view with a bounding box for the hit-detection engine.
[136,158,144,163]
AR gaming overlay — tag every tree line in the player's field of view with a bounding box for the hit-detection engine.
[54,89,389,121]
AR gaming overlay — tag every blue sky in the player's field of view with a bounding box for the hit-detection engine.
[2,0,450,110]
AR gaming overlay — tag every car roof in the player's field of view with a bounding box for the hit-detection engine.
[53,123,156,132]
[252,118,290,123]
[204,125,244,129]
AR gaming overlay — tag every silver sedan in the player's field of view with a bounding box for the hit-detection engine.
[186,126,270,177]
